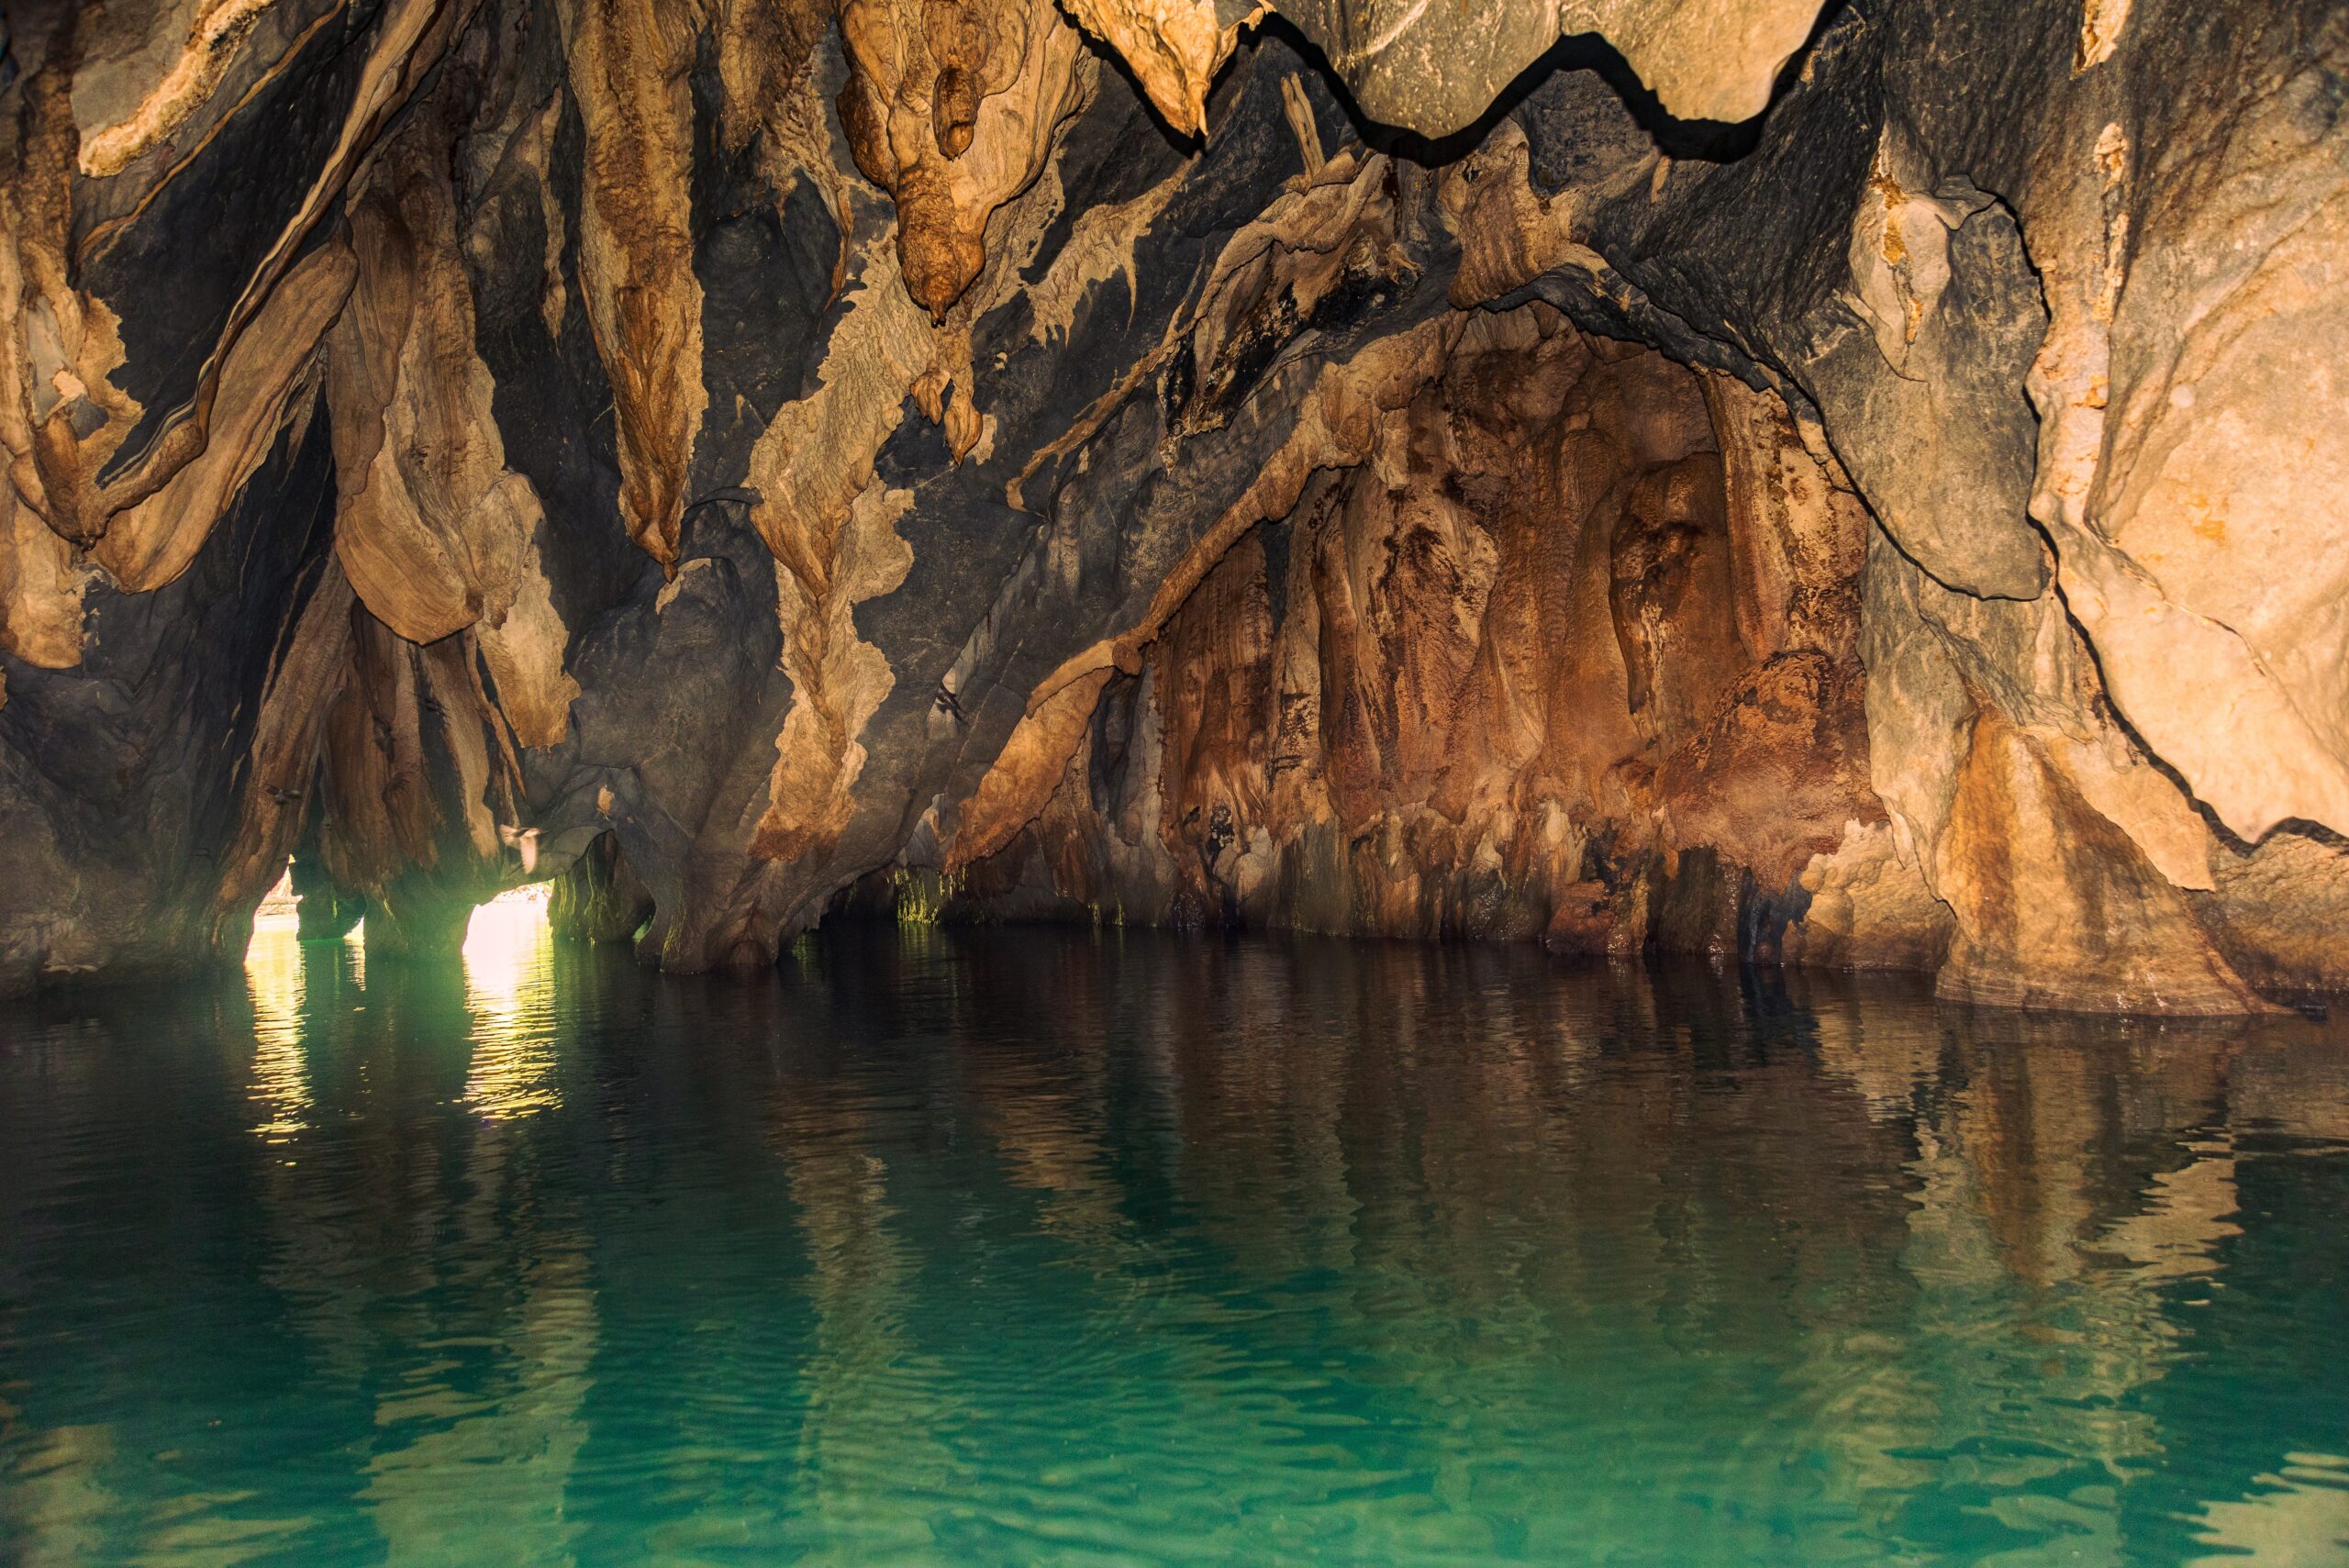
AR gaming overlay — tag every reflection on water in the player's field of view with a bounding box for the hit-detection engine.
[4,928,2349,1565]
[461,884,561,1121]
[2194,1453,2349,1565]
[244,874,365,1144]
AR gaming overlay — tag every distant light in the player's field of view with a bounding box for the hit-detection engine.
[240,869,562,1135]
[462,883,559,1119]
[245,865,362,953]
[254,868,298,925]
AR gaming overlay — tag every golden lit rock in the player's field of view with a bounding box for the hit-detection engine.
[836,0,1091,317]
[0,0,2339,1014]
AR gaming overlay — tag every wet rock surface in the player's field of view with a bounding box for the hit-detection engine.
[0,0,2344,1014]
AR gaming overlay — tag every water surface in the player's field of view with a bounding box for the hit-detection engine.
[3,911,2347,1565]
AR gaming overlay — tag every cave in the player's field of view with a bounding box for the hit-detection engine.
[4,0,2348,1559]
[1,0,2343,1015]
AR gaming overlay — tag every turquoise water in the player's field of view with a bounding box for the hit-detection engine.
[4,910,2348,1566]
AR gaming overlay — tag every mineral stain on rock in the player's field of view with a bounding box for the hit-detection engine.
[1,0,2345,1016]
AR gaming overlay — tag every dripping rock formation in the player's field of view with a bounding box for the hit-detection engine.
[2,0,2346,1014]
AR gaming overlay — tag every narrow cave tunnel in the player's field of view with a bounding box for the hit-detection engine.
[5,0,2349,1559]
[248,853,561,963]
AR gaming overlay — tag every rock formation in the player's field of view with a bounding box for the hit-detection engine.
[1,0,2345,1014]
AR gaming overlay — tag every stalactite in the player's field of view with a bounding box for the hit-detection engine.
[0,0,2340,1016]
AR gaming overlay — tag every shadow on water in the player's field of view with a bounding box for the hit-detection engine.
[4,921,2349,1564]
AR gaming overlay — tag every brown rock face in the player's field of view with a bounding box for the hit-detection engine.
[4,0,473,552]
[311,602,529,956]
[1930,706,2269,1016]
[1060,0,1831,136]
[558,0,709,570]
[836,0,1090,317]
[943,307,1891,957]
[0,0,2343,1017]
[550,829,655,943]
[1056,0,1230,136]
[327,135,577,746]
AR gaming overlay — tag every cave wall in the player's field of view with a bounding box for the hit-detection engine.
[936,305,1922,967]
[0,0,2344,1013]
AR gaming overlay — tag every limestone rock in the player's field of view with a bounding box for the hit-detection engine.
[1929,706,2269,1016]
[557,0,707,570]
[1057,0,1230,136]
[550,829,654,942]
[0,0,2342,1019]
[836,0,1091,316]
[0,476,83,669]
[325,133,577,747]
[1059,0,1832,136]
[941,306,1883,951]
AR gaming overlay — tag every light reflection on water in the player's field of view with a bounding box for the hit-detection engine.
[2,927,2347,1566]
[242,882,357,1143]
[243,920,316,1144]
[460,884,561,1122]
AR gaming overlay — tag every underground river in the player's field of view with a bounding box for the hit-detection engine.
[4,909,2346,1565]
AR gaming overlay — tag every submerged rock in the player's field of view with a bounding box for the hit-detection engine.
[0,0,2343,1014]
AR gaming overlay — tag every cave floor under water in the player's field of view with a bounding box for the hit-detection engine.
[4,918,2348,1566]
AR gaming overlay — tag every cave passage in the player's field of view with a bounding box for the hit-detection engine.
[246,862,555,1010]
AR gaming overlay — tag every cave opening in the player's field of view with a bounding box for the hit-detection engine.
[246,862,364,951]
[462,880,555,971]
[243,859,552,980]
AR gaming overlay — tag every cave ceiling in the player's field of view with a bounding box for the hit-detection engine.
[1,0,2346,1015]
